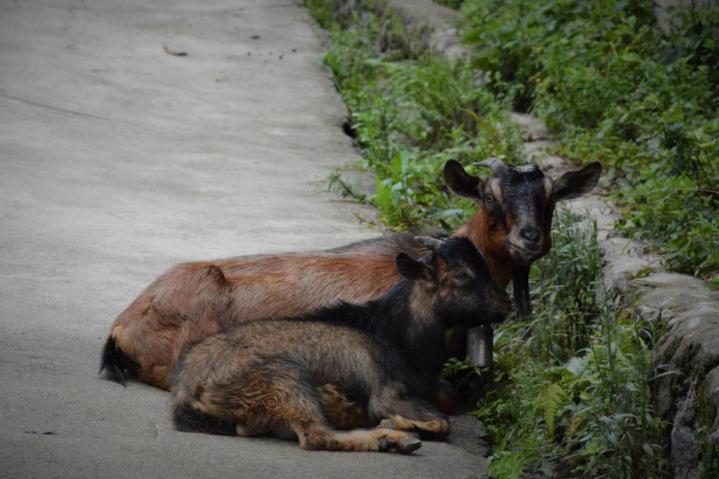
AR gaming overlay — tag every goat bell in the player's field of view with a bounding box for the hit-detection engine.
[467,324,493,368]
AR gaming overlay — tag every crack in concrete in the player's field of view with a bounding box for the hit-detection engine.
[0,90,134,126]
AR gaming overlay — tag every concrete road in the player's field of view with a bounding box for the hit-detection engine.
[0,0,487,477]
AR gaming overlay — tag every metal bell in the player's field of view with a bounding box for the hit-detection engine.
[467,324,493,368]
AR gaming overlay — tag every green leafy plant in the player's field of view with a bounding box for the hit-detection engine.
[305,0,336,28]
[317,6,523,231]
[460,0,718,280]
[472,210,672,478]
[539,383,568,437]
[433,0,466,11]
[307,3,679,476]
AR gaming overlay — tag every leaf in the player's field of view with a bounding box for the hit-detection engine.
[567,413,585,439]
[538,383,568,437]
[431,208,465,221]
[566,356,585,376]
[643,443,655,458]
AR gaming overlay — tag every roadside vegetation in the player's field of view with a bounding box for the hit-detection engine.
[304,1,695,477]
[449,0,718,283]
[311,1,524,231]
[462,211,673,478]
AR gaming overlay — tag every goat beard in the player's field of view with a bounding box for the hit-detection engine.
[512,265,532,318]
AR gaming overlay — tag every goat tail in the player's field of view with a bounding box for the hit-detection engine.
[99,336,129,385]
[172,403,237,436]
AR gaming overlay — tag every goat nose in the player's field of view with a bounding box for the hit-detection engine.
[520,226,541,247]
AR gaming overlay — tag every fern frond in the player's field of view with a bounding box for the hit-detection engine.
[539,383,568,437]
[566,413,585,439]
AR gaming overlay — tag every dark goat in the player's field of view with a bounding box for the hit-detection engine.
[446,158,601,316]
[101,160,600,402]
[171,237,511,453]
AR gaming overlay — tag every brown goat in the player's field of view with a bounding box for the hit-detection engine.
[170,237,511,453]
[102,159,601,401]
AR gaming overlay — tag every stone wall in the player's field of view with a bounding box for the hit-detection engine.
[354,1,719,476]
[654,0,718,32]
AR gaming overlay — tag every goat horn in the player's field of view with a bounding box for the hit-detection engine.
[473,157,507,174]
[414,236,444,253]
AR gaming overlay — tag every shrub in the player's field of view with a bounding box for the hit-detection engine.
[307,3,677,476]
[474,210,672,478]
[321,7,523,230]
[461,0,719,280]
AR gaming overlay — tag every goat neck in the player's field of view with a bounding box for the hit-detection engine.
[453,209,514,289]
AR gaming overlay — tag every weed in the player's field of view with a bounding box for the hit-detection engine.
[306,2,679,476]
[318,6,523,231]
[474,210,672,478]
[460,0,719,280]
[434,0,466,10]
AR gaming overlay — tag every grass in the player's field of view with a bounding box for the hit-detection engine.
[434,0,466,9]
[310,1,524,231]
[305,1,686,477]
[457,0,718,281]
[468,210,673,478]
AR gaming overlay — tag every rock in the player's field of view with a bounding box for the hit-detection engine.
[385,0,467,59]
[523,140,557,162]
[527,104,719,479]
[509,112,550,141]
[537,154,565,171]
[637,273,719,321]
[671,424,702,479]
[373,0,719,476]
[603,257,653,296]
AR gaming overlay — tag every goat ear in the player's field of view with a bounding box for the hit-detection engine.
[552,162,602,202]
[396,253,433,282]
[444,160,482,200]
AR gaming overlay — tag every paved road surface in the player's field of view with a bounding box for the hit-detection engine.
[0,0,487,478]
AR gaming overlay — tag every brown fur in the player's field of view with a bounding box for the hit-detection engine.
[108,232,506,394]
[170,239,507,453]
[103,160,600,398]
[316,384,373,430]
[111,252,405,390]
[380,415,450,437]
[454,202,514,288]
[171,320,434,453]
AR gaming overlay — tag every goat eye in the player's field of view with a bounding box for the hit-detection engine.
[485,194,494,204]
[455,272,470,282]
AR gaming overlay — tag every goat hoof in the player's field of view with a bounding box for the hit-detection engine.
[397,436,422,454]
[379,419,395,429]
